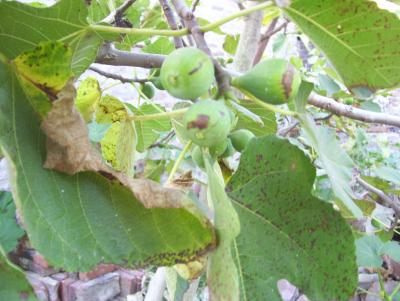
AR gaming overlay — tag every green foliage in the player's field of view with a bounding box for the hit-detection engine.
[285,0,400,91]
[227,136,357,301]
[0,250,37,301]
[0,0,103,75]
[295,82,362,218]
[160,47,215,100]
[356,235,400,268]
[0,192,24,254]
[75,77,101,122]
[129,104,171,152]
[204,154,240,301]
[0,47,214,272]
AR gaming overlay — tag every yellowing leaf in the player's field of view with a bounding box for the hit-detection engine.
[75,77,101,122]
[96,95,128,123]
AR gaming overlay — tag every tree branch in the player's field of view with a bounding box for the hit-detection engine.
[234,1,265,72]
[253,19,288,65]
[170,0,231,96]
[159,0,184,48]
[94,47,400,128]
[308,92,400,127]
[357,176,400,218]
[89,66,150,83]
[102,0,137,24]
[96,43,165,68]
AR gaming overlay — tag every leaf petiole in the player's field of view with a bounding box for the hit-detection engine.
[128,108,187,121]
[167,140,192,184]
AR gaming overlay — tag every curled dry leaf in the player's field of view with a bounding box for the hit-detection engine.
[41,81,196,211]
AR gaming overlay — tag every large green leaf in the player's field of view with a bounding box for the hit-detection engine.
[0,248,37,301]
[295,82,362,218]
[227,136,357,301]
[0,192,24,254]
[0,47,214,272]
[0,0,103,75]
[285,0,400,91]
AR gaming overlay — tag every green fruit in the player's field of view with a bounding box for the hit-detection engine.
[140,83,155,99]
[182,99,232,147]
[160,47,215,99]
[229,129,255,152]
[209,139,228,158]
[232,59,301,105]
[221,138,235,158]
[192,146,204,168]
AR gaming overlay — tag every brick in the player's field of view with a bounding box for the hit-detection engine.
[118,270,144,297]
[60,278,78,301]
[79,264,119,281]
[70,272,120,301]
[26,272,49,301]
[32,252,50,269]
[51,273,68,282]
[41,276,60,301]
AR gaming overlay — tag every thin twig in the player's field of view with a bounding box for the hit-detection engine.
[102,0,137,24]
[191,0,201,12]
[159,0,184,48]
[89,66,150,83]
[253,20,288,65]
[170,0,231,96]
[309,92,400,127]
[149,131,175,148]
[253,17,278,65]
[357,176,400,217]
[279,114,333,136]
[95,48,400,127]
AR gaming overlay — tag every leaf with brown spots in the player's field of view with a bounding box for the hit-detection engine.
[0,44,215,272]
[227,135,357,301]
[285,0,400,91]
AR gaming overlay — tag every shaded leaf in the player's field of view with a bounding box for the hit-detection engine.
[130,104,171,152]
[227,135,357,301]
[205,155,240,301]
[375,166,400,185]
[0,0,104,75]
[235,99,277,136]
[0,248,37,301]
[0,192,24,254]
[285,0,400,91]
[295,82,362,217]
[0,48,215,272]
[355,235,384,267]
[223,34,240,55]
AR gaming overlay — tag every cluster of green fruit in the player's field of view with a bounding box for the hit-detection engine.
[151,47,301,166]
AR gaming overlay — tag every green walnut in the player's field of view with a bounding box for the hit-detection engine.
[229,129,255,152]
[160,47,215,99]
[182,99,232,147]
[231,59,301,105]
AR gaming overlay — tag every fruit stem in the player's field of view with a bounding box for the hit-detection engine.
[201,1,273,32]
[167,140,193,184]
[91,1,273,37]
[236,87,298,117]
[128,108,187,121]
